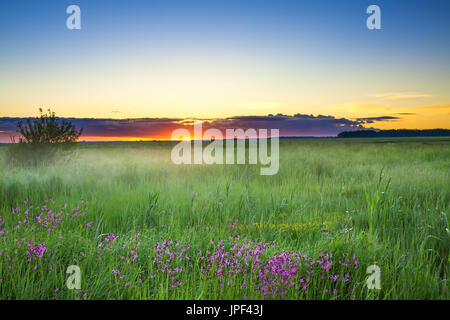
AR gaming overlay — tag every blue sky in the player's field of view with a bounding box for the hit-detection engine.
[0,0,449,139]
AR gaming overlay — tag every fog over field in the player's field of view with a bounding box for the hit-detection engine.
[0,139,448,299]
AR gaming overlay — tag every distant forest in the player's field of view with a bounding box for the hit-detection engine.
[338,129,450,138]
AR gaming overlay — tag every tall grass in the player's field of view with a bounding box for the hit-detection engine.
[0,138,448,299]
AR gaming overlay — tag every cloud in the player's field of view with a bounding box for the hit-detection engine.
[397,104,450,116]
[328,103,392,113]
[0,113,386,142]
[201,114,369,137]
[413,104,450,111]
[370,92,432,100]
[354,116,401,124]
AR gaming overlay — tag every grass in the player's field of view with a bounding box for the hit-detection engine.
[0,138,448,299]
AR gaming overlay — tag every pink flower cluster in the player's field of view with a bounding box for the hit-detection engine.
[1,200,89,271]
[25,239,48,261]
[101,231,142,286]
[113,236,360,299]
[7,199,87,234]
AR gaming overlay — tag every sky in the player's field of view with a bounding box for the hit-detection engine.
[0,0,449,141]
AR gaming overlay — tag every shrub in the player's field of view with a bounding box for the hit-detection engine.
[6,108,83,167]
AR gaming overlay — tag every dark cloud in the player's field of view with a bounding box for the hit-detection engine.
[354,116,400,124]
[203,114,368,137]
[68,117,185,138]
[0,113,400,142]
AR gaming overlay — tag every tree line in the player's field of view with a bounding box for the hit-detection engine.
[338,129,450,138]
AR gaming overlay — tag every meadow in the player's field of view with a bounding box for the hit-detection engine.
[0,138,448,299]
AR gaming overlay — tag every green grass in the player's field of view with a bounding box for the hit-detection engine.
[0,138,448,299]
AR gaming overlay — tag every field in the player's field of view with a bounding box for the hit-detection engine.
[0,138,449,299]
